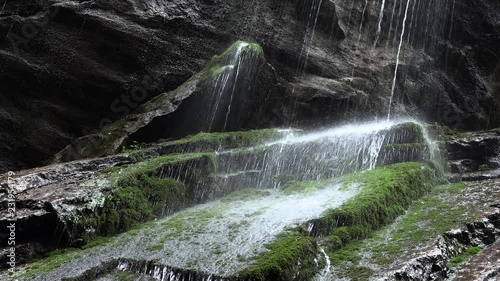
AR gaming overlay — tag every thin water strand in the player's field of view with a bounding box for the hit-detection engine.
[374,0,387,47]
[386,0,399,48]
[387,0,412,120]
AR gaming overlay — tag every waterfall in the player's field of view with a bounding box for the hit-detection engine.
[222,43,248,131]
[357,0,369,43]
[202,41,263,133]
[374,0,387,47]
[28,120,437,280]
[313,247,332,281]
[297,0,324,75]
[386,0,398,48]
[215,120,431,190]
[387,0,412,120]
[208,67,234,132]
[392,0,404,46]
[406,0,418,45]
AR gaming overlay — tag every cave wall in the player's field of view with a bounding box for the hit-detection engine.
[0,0,499,172]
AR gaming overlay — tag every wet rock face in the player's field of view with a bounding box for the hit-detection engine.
[394,208,500,281]
[446,128,500,181]
[1,0,500,171]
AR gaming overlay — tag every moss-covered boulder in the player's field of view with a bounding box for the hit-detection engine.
[51,40,274,163]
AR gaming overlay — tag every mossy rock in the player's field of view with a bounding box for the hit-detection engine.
[308,162,441,248]
[238,227,320,281]
[382,122,426,145]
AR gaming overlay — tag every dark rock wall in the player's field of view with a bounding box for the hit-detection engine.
[1,0,499,172]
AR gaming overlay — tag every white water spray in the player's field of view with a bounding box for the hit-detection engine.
[387,0,412,120]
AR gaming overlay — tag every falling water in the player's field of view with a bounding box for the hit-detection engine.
[205,41,255,132]
[216,120,397,189]
[27,120,436,281]
[387,0,412,120]
[386,0,398,48]
[223,43,248,131]
[208,67,234,132]
[357,0,369,43]
[447,0,456,40]
[374,0,387,47]
[313,247,332,281]
[406,0,418,45]
[392,0,404,46]
[297,0,324,75]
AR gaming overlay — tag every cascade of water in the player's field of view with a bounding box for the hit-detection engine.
[357,0,370,43]
[313,247,332,281]
[297,0,324,76]
[215,120,433,191]
[410,0,424,45]
[392,0,404,46]
[374,0,387,47]
[222,43,248,131]
[205,42,256,132]
[447,0,456,40]
[387,0,411,120]
[208,67,234,132]
[423,0,433,50]
[346,0,357,28]
[386,0,399,48]
[406,0,418,45]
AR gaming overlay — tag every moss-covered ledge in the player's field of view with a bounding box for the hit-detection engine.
[238,227,321,281]
[234,162,443,281]
[68,153,218,245]
[135,129,299,160]
[308,162,442,249]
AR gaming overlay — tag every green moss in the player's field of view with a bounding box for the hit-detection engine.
[221,188,272,202]
[199,41,267,85]
[239,227,320,281]
[326,182,474,279]
[448,246,482,267]
[315,162,440,248]
[80,176,187,241]
[385,122,426,144]
[174,129,287,152]
[73,153,209,243]
[206,41,266,69]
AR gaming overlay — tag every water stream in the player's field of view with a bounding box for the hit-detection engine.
[27,120,435,280]
[374,0,386,47]
[387,0,412,120]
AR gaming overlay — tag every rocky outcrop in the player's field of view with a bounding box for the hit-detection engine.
[1,0,499,172]
[394,207,500,281]
[50,41,273,162]
[446,128,500,181]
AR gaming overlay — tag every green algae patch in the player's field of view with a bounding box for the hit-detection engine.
[239,227,320,281]
[448,246,482,267]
